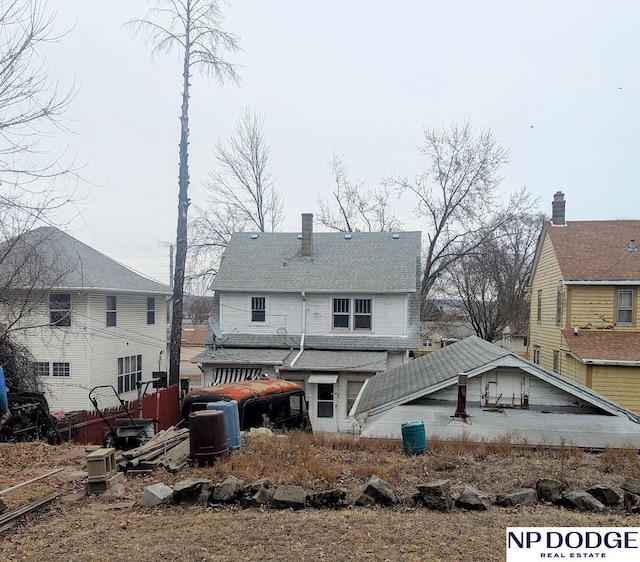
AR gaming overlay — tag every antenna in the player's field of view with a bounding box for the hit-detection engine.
[208,317,223,351]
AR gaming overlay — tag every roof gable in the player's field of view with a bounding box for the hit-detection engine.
[211,231,421,293]
[354,336,640,423]
[0,227,171,294]
[545,220,640,282]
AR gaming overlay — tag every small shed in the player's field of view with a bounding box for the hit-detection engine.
[352,337,640,449]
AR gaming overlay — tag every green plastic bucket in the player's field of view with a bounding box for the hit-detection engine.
[401,420,426,455]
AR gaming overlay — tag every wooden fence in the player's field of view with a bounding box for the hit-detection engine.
[56,384,181,445]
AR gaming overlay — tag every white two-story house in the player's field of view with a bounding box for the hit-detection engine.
[0,227,172,412]
[192,214,422,432]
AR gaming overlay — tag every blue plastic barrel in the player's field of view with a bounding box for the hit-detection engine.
[206,400,242,450]
[401,420,426,455]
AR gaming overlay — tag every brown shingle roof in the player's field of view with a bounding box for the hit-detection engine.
[562,329,640,362]
[546,220,640,281]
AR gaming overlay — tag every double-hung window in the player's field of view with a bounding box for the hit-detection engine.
[147,297,155,325]
[251,297,266,323]
[617,289,634,325]
[49,293,71,327]
[117,354,142,394]
[106,296,117,327]
[332,298,373,331]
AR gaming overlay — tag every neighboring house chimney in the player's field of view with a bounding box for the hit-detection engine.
[301,213,313,256]
[551,191,566,226]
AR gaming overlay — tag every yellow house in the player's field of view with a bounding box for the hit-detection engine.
[528,192,640,413]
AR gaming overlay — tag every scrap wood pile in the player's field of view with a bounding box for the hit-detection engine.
[118,426,190,475]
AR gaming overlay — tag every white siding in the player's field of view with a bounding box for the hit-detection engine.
[8,290,167,412]
[220,292,408,337]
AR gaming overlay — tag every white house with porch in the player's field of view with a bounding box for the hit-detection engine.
[191,214,422,432]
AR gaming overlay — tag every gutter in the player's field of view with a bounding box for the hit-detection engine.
[289,291,306,367]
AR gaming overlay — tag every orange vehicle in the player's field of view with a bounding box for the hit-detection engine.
[180,379,312,432]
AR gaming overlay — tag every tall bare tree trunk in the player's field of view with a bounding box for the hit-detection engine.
[169,21,191,387]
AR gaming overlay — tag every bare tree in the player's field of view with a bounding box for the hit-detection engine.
[189,107,283,291]
[317,152,402,233]
[445,212,544,341]
[0,1,80,390]
[389,120,531,318]
[130,0,240,386]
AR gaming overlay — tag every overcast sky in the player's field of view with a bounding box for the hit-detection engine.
[45,0,640,284]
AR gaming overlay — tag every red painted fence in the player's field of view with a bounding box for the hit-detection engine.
[56,384,181,445]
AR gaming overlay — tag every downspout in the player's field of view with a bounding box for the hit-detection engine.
[289,291,306,367]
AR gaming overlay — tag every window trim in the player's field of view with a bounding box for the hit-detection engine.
[536,290,542,324]
[332,297,373,332]
[552,350,559,373]
[147,297,156,325]
[616,288,634,326]
[49,293,71,327]
[250,296,267,323]
[117,354,142,394]
[106,295,117,327]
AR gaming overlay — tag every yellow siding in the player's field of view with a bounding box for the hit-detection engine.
[568,286,617,328]
[528,231,565,372]
[591,365,640,414]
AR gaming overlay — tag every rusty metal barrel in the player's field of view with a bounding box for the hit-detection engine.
[189,410,229,466]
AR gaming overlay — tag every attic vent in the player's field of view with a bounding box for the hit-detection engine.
[628,239,637,252]
[297,234,302,239]
[344,233,352,240]
[392,233,400,239]
[250,233,259,240]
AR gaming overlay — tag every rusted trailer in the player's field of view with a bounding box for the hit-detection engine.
[180,380,312,432]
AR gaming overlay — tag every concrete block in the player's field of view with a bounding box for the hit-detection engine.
[141,483,174,507]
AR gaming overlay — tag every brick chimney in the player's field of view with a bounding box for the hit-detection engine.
[551,191,566,226]
[301,213,313,256]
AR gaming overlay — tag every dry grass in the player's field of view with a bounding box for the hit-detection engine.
[1,434,640,562]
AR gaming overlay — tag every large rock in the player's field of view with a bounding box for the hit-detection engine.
[623,492,640,513]
[101,483,127,502]
[270,485,307,510]
[586,484,620,507]
[495,488,538,508]
[559,491,605,512]
[173,477,213,504]
[536,478,568,503]
[141,483,174,507]
[212,476,245,503]
[621,478,640,495]
[241,485,275,508]
[307,489,347,509]
[415,480,453,512]
[354,476,397,507]
[455,486,491,511]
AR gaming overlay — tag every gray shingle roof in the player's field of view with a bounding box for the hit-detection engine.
[191,347,293,365]
[211,230,421,293]
[354,336,509,415]
[0,227,171,294]
[354,336,640,423]
[282,350,388,372]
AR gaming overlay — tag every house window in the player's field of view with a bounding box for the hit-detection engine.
[49,293,71,327]
[35,362,50,377]
[317,383,334,418]
[147,297,155,325]
[553,350,559,373]
[332,298,350,328]
[117,354,142,394]
[332,298,373,331]
[354,299,372,330]
[523,336,528,347]
[106,296,117,327]
[536,290,542,323]
[52,362,70,377]
[556,290,563,325]
[617,289,634,325]
[346,380,364,415]
[251,297,266,323]
[533,346,541,365]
